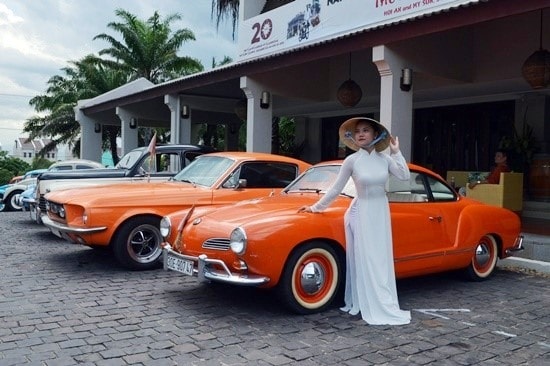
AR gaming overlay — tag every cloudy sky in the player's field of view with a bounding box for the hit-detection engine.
[0,0,237,153]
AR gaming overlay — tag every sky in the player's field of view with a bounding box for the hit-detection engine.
[0,0,237,154]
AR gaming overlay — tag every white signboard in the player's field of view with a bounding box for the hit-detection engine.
[237,0,479,61]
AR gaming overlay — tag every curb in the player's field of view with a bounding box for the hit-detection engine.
[497,257,550,276]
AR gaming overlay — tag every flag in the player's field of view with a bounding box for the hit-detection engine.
[147,132,157,181]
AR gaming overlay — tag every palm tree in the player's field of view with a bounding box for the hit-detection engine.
[94,9,203,83]
[24,56,129,160]
[211,0,240,39]
[25,9,205,162]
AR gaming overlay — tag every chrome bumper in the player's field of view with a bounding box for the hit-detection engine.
[506,235,524,255]
[42,215,107,234]
[162,243,269,286]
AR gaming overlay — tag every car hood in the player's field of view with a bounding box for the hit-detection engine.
[45,181,204,206]
[39,168,126,180]
[194,192,347,226]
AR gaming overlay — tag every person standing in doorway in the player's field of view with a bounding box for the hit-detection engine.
[299,117,411,325]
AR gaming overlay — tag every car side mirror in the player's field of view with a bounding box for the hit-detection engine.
[237,179,248,188]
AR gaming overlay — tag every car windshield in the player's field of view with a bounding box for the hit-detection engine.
[116,150,143,169]
[172,155,234,187]
[284,164,356,197]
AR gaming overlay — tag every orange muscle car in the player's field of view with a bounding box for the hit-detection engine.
[161,161,524,314]
[42,152,311,270]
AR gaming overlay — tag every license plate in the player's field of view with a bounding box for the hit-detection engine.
[166,254,194,276]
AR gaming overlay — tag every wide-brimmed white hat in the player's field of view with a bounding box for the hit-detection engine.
[339,117,391,152]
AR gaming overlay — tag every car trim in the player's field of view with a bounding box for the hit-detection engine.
[162,244,270,285]
[506,235,524,255]
[42,215,107,234]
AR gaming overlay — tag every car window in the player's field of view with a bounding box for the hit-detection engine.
[76,164,96,169]
[183,152,205,167]
[285,165,341,193]
[223,162,299,189]
[426,175,456,201]
[51,165,73,171]
[173,155,234,187]
[387,172,428,202]
[116,150,143,169]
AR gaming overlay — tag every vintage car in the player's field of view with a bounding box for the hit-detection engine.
[161,161,524,314]
[29,145,215,223]
[42,152,311,271]
[1,161,103,212]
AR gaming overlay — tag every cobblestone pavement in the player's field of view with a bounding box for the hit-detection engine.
[0,211,548,366]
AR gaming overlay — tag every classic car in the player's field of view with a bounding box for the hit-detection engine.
[30,144,215,223]
[1,162,102,212]
[17,183,36,211]
[42,152,311,271]
[161,161,524,314]
[0,169,47,212]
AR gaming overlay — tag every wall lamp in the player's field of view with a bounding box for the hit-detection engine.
[400,68,413,92]
[181,105,190,119]
[94,122,101,133]
[129,118,137,129]
[260,91,270,109]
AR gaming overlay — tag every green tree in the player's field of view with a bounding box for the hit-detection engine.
[24,9,204,164]
[0,151,31,183]
[31,156,54,170]
[24,55,129,164]
[211,0,240,39]
[94,9,203,83]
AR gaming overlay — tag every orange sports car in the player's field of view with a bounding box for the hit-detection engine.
[42,152,311,270]
[161,161,524,314]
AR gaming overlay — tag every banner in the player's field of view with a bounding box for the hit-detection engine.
[237,0,479,61]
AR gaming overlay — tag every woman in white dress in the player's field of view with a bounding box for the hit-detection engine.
[299,117,411,325]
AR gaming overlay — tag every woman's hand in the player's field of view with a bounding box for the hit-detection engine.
[298,206,312,213]
[389,135,400,154]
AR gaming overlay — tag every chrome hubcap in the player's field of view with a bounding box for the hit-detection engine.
[475,243,490,267]
[300,261,325,295]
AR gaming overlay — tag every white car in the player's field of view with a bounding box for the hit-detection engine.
[1,159,104,212]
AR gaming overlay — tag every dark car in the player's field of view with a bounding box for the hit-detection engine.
[30,144,216,223]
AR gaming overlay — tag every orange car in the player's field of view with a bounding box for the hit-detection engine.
[161,161,523,314]
[42,152,311,270]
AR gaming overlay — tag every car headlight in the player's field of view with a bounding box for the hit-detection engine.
[229,227,247,255]
[160,217,172,239]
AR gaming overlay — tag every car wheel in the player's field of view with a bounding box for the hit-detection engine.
[5,190,23,211]
[277,242,342,314]
[112,216,163,271]
[465,235,498,281]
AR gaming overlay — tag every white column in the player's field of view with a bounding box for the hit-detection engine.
[372,45,413,160]
[74,102,102,162]
[240,76,272,153]
[165,94,192,144]
[116,107,139,156]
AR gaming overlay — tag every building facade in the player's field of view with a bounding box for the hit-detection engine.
[75,0,550,199]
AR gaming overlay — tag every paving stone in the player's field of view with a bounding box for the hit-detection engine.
[0,212,548,365]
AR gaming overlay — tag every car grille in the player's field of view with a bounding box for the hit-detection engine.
[202,238,230,251]
[39,195,47,211]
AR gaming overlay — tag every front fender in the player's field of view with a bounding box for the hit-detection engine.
[241,207,346,286]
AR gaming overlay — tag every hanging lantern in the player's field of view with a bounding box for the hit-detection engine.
[337,53,363,107]
[337,79,363,107]
[522,49,550,89]
[522,10,550,89]
[234,99,247,120]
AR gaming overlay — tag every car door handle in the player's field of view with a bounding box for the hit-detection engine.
[429,216,442,223]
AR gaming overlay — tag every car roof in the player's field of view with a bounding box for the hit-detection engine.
[48,159,104,169]
[196,151,308,164]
